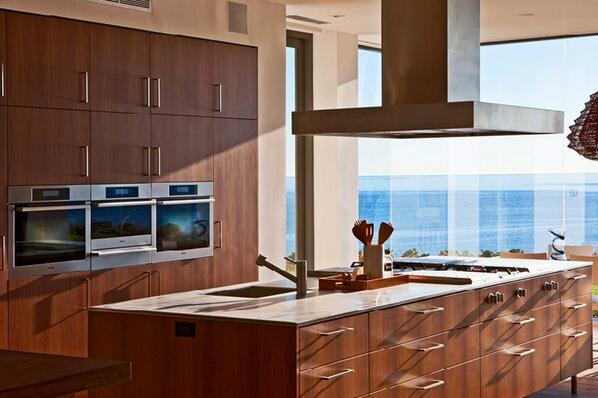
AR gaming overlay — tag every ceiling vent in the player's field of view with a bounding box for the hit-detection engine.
[87,0,152,12]
[287,15,330,25]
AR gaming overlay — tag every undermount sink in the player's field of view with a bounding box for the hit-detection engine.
[205,285,297,298]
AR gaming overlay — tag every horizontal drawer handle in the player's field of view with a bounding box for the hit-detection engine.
[569,274,587,281]
[569,303,587,310]
[509,316,535,325]
[505,347,535,357]
[411,379,445,390]
[566,330,588,339]
[416,342,445,352]
[317,368,354,380]
[319,327,355,337]
[414,306,444,315]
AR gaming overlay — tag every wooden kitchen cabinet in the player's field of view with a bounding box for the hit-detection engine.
[91,112,151,184]
[91,266,152,306]
[150,34,213,117]
[8,271,90,357]
[0,106,6,349]
[561,321,593,380]
[150,258,212,296]
[299,354,369,398]
[7,12,90,110]
[8,107,91,185]
[150,115,213,183]
[213,118,258,287]
[90,24,150,113]
[213,42,258,120]
[0,12,6,106]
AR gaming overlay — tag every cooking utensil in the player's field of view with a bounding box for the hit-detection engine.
[365,223,375,246]
[378,222,394,246]
[352,220,368,246]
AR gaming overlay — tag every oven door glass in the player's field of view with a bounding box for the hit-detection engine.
[92,205,152,248]
[156,202,211,252]
[14,208,87,267]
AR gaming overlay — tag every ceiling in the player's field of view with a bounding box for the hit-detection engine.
[273,0,598,45]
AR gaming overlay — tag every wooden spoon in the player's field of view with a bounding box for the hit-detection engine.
[352,220,368,246]
[378,222,394,246]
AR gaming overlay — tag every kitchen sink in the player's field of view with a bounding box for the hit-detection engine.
[205,285,297,298]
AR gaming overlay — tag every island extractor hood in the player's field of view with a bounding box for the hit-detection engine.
[292,0,564,139]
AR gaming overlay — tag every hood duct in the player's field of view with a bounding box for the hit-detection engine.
[292,0,564,139]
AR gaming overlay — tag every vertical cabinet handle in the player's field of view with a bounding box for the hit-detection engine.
[154,78,161,108]
[145,146,151,176]
[215,221,223,249]
[81,72,89,103]
[81,146,89,177]
[145,77,151,107]
[1,236,6,271]
[81,278,90,309]
[152,147,162,176]
[1,63,5,97]
[214,84,223,112]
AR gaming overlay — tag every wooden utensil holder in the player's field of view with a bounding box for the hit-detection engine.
[364,245,384,279]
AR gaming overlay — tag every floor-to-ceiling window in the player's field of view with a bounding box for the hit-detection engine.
[285,44,297,257]
[358,36,598,258]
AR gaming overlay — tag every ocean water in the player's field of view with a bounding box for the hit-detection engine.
[286,174,598,256]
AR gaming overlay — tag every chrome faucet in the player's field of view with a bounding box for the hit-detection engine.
[256,254,308,297]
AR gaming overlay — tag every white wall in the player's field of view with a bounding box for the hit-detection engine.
[312,30,359,268]
[0,0,287,281]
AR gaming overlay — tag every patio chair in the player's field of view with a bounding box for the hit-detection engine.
[499,252,548,260]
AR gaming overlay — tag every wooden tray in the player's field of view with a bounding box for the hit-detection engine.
[318,274,410,291]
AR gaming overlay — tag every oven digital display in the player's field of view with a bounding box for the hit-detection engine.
[32,188,70,201]
[169,185,198,196]
[106,187,139,199]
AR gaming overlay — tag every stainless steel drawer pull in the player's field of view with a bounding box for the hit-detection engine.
[1,236,6,271]
[319,327,355,337]
[510,316,535,325]
[569,303,587,310]
[156,78,161,108]
[145,77,151,107]
[214,83,223,112]
[569,274,587,280]
[414,306,444,314]
[416,343,445,352]
[317,368,354,380]
[506,348,535,357]
[1,63,5,97]
[412,379,445,390]
[81,72,89,103]
[567,330,588,339]
[81,145,89,177]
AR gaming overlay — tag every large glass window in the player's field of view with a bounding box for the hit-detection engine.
[358,36,598,258]
[286,45,297,257]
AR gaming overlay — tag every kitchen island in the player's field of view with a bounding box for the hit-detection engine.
[88,258,593,397]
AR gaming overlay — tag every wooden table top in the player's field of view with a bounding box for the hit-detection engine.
[0,350,131,398]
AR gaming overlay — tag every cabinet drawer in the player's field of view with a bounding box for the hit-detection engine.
[561,267,592,300]
[480,303,560,355]
[369,359,480,398]
[370,325,479,390]
[299,354,369,398]
[481,333,561,398]
[478,274,560,321]
[561,295,592,330]
[561,322,593,380]
[299,313,368,370]
[369,291,479,350]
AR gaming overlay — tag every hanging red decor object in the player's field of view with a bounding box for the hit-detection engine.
[568,91,598,160]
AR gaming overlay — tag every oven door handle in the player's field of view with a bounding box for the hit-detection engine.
[15,204,90,212]
[91,247,157,256]
[156,198,214,206]
[94,200,156,208]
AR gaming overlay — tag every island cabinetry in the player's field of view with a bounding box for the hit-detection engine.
[299,354,369,398]
[560,266,592,300]
[369,290,479,350]
[561,321,593,380]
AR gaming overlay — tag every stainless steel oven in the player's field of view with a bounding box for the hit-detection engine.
[152,182,214,263]
[8,185,91,278]
[91,184,156,270]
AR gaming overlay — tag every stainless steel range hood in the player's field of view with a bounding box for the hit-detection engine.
[292,0,564,139]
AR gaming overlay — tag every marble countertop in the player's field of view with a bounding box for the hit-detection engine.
[89,258,591,327]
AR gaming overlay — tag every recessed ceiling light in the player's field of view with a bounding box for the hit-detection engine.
[518,13,535,17]
[330,14,346,18]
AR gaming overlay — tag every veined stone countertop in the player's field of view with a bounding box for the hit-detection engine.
[89,258,591,327]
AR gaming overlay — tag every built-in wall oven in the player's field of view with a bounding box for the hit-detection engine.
[8,185,91,278]
[152,182,214,263]
[90,184,156,270]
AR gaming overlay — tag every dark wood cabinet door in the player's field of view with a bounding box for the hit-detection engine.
[91,266,151,306]
[150,258,212,296]
[8,107,91,185]
[8,272,90,357]
[213,118,258,287]
[213,43,257,120]
[0,12,6,106]
[150,115,213,183]
[91,112,151,184]
[7,12,90,110]
[150,34,213,117]
[90,24,150,113]
[0,106,6,349]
